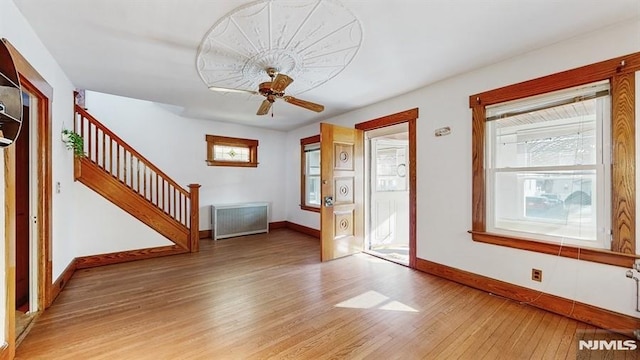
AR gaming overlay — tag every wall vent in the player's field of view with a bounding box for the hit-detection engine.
[211,202,269,240]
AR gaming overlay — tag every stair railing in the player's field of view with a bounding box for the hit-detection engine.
[74,104,200,251]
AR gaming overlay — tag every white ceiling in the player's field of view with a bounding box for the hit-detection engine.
[12,0,640,131]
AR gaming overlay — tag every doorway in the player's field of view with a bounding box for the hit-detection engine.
[319,108,418,267]
[2,39,53,355]
[364,123,409,265]
[353,108,418,268]
[15,90,38,338]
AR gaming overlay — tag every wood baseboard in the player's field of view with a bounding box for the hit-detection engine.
[415,258,640,337]
[75,245,188,269]
[269,221,287,230]
[284,221,320,238]
[199,230,212,239]
[51,259,77,303]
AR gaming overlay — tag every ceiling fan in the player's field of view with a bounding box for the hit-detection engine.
[208,68,325,116]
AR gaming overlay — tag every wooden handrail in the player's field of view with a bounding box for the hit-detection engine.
[74,104,200,251]
[75,105,189,197]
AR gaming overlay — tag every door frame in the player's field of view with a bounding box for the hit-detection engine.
[355,108,418,268]
[366,133,410,265]
[4,39,53,355]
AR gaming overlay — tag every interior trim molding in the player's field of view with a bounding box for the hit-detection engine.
[269,221,287,230]
[75,246,188,269]
[200,222,289,240]
[50,259,77,303]
[415,258,640,337]
[354,108,418,131]
[471,231,638,268]
[284,221,320,239]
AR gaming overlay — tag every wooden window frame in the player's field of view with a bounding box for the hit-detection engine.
[206,135,258,168]
[469,52,640,268]
[300,134,321,212]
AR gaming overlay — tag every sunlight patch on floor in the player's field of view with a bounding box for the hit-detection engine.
[334,290,419,312]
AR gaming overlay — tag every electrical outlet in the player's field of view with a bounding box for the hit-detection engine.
[532,268,542,282]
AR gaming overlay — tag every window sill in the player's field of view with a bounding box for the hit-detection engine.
[206,160,258,168]
[300,205,320,213]
[469,231,638,268]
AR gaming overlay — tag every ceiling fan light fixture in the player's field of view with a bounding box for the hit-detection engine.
[196,0,363,97]
[209,67,324,116]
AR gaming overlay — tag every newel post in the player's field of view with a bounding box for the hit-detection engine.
[188,183,201,253]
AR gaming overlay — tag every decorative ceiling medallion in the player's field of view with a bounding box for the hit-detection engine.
[196,0,363,95]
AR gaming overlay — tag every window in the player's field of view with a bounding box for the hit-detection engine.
[485,81,610,249]
[206,135,258,167]
[300,135,321,212]
[374,139,408,192]
[470,52,640,267]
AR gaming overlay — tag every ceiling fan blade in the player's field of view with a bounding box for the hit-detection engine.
[271,74,293,93]
[257,99,273,115]
[208,86,258,95]
[283,96,325,113]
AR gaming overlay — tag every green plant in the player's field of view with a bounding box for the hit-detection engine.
[62,129,85,157]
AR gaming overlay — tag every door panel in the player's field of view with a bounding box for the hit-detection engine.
[370,140,409,251]
[320,123,363,261]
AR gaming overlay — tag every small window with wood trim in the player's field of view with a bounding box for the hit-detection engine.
[470,52,639,267]
[206,135,258,167]
[300,135,321,212]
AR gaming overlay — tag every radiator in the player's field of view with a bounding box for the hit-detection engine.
[211,202,269,240]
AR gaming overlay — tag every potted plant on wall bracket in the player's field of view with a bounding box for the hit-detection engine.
[61,129,85,157]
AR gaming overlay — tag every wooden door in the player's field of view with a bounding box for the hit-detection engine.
[15,103,30,309]
[320,123,364,261]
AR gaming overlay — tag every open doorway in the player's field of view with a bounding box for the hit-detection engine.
[2,39,53,354]
[354,108,417,268]
[364,123,409,265]
[15,90,38,338]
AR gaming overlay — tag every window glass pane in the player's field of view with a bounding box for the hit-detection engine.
[305,149,321,206]
[306,176,320,206]
[375,143,407,192]
[307,149,320,175]
[213,145,250,162]
[493,170,597,242]
[492,100,597,168]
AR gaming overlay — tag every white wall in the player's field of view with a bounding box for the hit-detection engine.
[284,19,640,318]
[73,184,172,256]
[2,7,78,283]
[84,92,287,232]
[1,0,78,343]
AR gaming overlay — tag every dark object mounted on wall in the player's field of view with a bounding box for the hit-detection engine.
[0,38,22,147]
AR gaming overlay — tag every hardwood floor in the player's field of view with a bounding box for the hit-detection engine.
[16,229,637,359]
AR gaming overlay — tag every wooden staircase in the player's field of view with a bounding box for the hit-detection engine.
[73,105,200,253]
